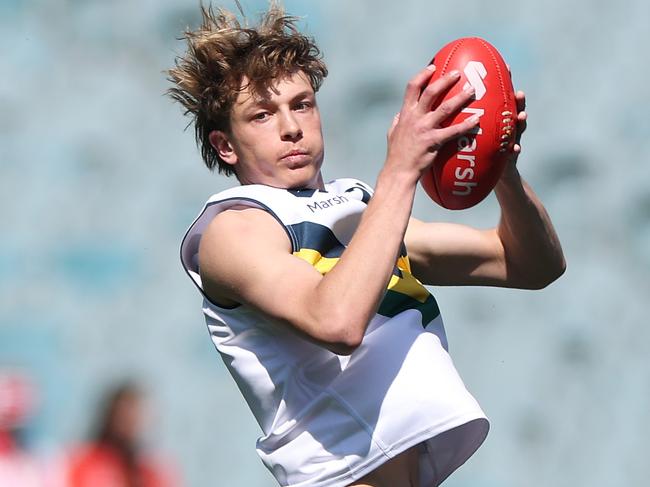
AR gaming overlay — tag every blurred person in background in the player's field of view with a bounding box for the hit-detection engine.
[0,368,65,487]
[66,381,179,487]
[170,2,564,486]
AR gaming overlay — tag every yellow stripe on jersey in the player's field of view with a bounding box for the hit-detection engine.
[293,248,339,275]
[397,255,411,274]
[294,248,430,304]
[387,267,430,303]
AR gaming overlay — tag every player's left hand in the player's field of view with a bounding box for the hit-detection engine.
[512,90,527,158]
[501,90,527,179]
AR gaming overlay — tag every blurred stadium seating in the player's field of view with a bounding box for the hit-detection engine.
[1,0,649,485]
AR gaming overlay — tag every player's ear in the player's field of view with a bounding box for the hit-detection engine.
[209,130,238,166]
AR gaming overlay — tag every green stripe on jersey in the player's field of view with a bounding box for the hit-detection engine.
[377,290,441,327]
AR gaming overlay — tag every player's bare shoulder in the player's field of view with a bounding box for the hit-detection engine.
[198,207,293,306]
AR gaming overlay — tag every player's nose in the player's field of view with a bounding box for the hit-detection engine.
[279,111,302,141]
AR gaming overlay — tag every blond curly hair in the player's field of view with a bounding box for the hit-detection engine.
[167,2,328,176]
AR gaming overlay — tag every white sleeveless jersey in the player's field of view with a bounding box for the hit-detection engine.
[180,178,489,487]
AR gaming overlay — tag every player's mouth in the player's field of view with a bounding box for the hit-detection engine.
[280,149,311,167]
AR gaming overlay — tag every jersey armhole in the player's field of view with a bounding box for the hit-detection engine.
[180,196,298,309]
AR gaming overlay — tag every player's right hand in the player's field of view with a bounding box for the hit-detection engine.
[385,65,479,179]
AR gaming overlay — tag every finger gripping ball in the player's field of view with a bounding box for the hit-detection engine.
[421,37,517,210]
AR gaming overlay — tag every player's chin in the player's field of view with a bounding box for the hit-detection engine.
[283,162,323,189]
[285,167,322,189]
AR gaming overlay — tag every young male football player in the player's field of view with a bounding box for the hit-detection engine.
[169,4,565,486]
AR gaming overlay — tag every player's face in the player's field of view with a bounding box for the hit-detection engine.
[212,71,325,189]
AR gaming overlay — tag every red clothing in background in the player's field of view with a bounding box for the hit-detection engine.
[67,444,178,487]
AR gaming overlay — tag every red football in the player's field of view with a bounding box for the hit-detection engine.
[421,37,517,210]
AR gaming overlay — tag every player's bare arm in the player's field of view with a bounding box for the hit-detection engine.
[405,90,566,289]
[198,66,479,355]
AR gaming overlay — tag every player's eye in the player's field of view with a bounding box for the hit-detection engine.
[294,101,313,111]
[252,111,271,121]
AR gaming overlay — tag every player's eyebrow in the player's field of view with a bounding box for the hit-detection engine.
[241,90,315,115]
[288,90,315,102]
